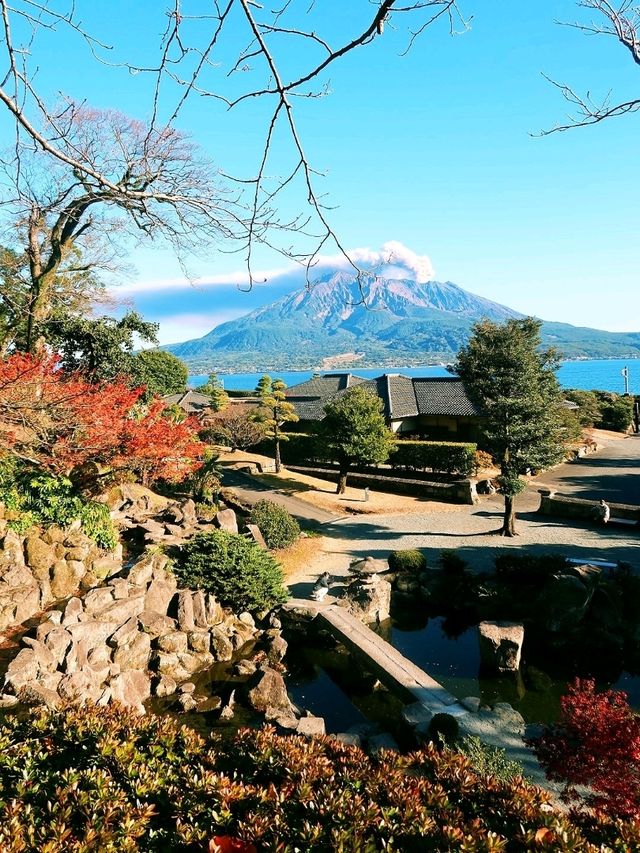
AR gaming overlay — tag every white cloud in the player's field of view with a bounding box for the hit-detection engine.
[109,241,435,296]
[152,310,247,345]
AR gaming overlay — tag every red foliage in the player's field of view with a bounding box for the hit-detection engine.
[0,353,203,486]
[531,677,640,819]
[209,838,257,853]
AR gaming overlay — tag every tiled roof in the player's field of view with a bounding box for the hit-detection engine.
[413,377,479,417]
[285,373,366,420]
[286,372,478,421]
[162,390,211,413]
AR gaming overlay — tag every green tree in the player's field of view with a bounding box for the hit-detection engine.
[319,385,396,494]
[200,372,229,412]
[455,318,566,536]
[256,376,299,473]
[595,392,634,433]
[44,311,158,381]
[565,389,602,428]
[129,349,188,397]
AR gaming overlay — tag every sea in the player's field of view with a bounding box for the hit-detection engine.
[188,358,639,395]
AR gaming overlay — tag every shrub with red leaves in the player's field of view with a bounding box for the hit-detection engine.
[531,677,640,819]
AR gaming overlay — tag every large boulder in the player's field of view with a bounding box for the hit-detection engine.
[245,666,295,718]
[215,508,238,535]
[478,621,524,674]
[536,570,596,633]
[341,574,391,624]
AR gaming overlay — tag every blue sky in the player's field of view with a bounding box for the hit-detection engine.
[3,1,640,344]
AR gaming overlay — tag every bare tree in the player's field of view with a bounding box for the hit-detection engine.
[0,0,467,324]
[544,1,640,132]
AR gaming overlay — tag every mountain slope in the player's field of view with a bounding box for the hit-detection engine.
[166,271,640,371]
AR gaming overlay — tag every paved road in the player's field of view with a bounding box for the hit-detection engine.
[221,467,342,527]
[531,434,640,505]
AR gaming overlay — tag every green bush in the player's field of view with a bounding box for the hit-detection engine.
[595,392,634,433]
[493,553,569,587]
[255,432,319,465]
[390,440,477,476]
[457,735,525,783]
[0,457,116,548]
[249,499,300,549]
[388,549,427,574]
[0,703,635,852]
[175,529,288,612]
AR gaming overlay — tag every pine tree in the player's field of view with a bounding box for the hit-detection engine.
[455,318,566,536]
[320,385,396,494]
[256,376,299,473]
[200,372,229,412]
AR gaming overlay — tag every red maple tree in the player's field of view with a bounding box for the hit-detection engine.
[531,677,640,819]
[0,353,203,487]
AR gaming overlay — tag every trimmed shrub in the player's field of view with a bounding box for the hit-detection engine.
[493,553,569,587]
[388,549,427,574]
[249,499,300,549]
[390,440,477,476]
[175,529,288,612]
[0,704,635,852]
[457,735,525,783]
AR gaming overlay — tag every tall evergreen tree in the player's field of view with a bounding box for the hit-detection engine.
[455,317,566,536]
[256,376,299,473]
[320,386,396,494]
[200,372,229,412]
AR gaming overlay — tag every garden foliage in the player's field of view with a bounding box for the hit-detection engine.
[388,549,427,574]
[249,499,300,549]
[175,529,288,612]
[531,677,640,820]
[390,440,477,476]
[0,703,637,852]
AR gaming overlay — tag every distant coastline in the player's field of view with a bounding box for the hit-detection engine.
[189,357,640,396]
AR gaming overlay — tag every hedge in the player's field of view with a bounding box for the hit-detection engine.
[258,434,477,477]
[389,440,477,476]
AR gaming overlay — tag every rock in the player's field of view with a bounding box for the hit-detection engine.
[234,659,257,677]
[154,674,177,697]
[218,689,236,720]
[110,671,151,711]
[245,666,294,718]
[58,671,102,703]
[180,681,196,693]
[178,693,198,712]
[267,634,288,664]
[246,523,267,549]
[478,621,524,674]
[0,694,19,709]
[210,627,234,660]
[83,587,115,613]
[537,572,595,633]
[65,545,91,562]
[272,715,300,732]
[113,632,151,671]
[331,733,362,748]
[19,683,62,708]
[85,644,113,679]
[50,560,78,599]
[181,499,198,526]
[238,612,255,629]
[25,535,56,576]
[192,590,208,628]
[110,578,130,600]
[188,630,211,653]
[368,733,400,754]
[109,617,140,648]
[175,590,195,631]
[157,631,189,653]
[22,637,56,672]
[4,648,40,691]
[90,555,121,580]
[96,597,145,625]
[460,696,482,713]
[215,508,238,534]
[128,556,155,587]
[42,526,66,545]
[66,620,121,650]
[138,611,177,637]
[44,626,72,666]
[138,519,166,535]
[395,574,420,594]
[164,523,184,537]
[297,716,326,737]
[341,574,391,624]
[145,574,178,616]
[205,594,224,627]
[63,596,84,625]
[401,702,435,729]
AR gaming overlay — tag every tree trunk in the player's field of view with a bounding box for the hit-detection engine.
[502,493,517,536]
[274,439,281,474]
[336,466,348,494]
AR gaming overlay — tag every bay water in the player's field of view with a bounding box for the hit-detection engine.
[189,358,639,394]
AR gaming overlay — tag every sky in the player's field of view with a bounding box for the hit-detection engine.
[2,1,640,344]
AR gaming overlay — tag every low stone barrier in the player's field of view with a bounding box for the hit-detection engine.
[537,489,640,524]
[286,466,478,505]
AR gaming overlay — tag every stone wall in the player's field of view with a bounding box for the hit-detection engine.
[1,550,260,713]
[0,518,122,632]
[537,489,640,523]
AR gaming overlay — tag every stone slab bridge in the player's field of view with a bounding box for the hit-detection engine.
[282,598,557,795]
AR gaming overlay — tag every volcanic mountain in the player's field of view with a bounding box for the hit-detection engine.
[166,271,640,372]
